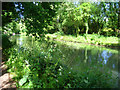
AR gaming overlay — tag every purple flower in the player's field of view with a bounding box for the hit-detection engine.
[12,33,15,35]
[4,32,7,34]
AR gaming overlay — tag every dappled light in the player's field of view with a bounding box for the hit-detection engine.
[1,1,120,89]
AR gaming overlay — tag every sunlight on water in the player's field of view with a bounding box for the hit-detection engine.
[101,50,112,65]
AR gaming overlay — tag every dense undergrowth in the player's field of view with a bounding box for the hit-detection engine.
[2,34,16,61]
[2,34,14,50]
[5,38,117,88]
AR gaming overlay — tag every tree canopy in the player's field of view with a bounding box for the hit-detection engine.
[2,2,120,37]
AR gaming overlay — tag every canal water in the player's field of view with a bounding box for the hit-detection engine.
[10,35,119,86]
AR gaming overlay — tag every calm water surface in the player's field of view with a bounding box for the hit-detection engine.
[10,35,119,77]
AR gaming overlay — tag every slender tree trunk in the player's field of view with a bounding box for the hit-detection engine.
[98,29,101,35]
[85,22,89,34]
[76,27,80,37]
[73,30,75,36]
[84,48,88,63]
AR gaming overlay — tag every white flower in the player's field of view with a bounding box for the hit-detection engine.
[59,68,61,71]
[60,66,63,69]
[25,60,29,65]
[56,79,58,82]
[59,72,62,75]
[60,37,63,39]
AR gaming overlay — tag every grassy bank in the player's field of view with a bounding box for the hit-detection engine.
[54,40,119,54]
[46,33,120,48]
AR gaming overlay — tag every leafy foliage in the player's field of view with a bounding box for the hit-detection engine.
[2,2,119,37]
[101,28,114,36]
[5,39,117,88]
[20,2,60,37]
[2,34,14,50]
[2,2,119,88]
[2,2,18,27]
[46,33,120,47]
[48,2,119,36]
[2,21,21,35]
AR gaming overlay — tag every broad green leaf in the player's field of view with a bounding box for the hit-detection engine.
[19,75,29,86]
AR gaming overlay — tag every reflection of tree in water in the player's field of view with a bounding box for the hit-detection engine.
[105,53,118,71]
[101,50,112,64]
[95,50,118,71]
[59,44,118,72]
[12,35,118,73]
[84,48,87,63]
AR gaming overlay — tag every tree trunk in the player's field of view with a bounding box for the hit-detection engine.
[76,27,80,37]
[73,30,76,36]
[98,29,101,35]
[85,22,89,34]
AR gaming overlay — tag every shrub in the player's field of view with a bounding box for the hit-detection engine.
[2,34,13,50]
[101,28,114,36]
[2,21,21,35]
[54,31,64,35]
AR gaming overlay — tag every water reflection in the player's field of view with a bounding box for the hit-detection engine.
[18,37,23,46]
[113,64,115,69]
[58,43,118,72]
[10,35,118,72]
[101,50,112,65]
[17,36,23,53]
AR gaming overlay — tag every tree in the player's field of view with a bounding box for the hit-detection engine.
[2,2,18,27]
[75,3,92,35]
[56,2,93,36]
[56,2,75,35]
[21,2,60,37]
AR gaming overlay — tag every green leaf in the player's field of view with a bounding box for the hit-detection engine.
[5,12,7,16]
[19,75,28,86]
[84,79,88,83]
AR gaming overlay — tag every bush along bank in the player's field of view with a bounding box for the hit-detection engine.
[46,33,120,48]
[6,40,117,88]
